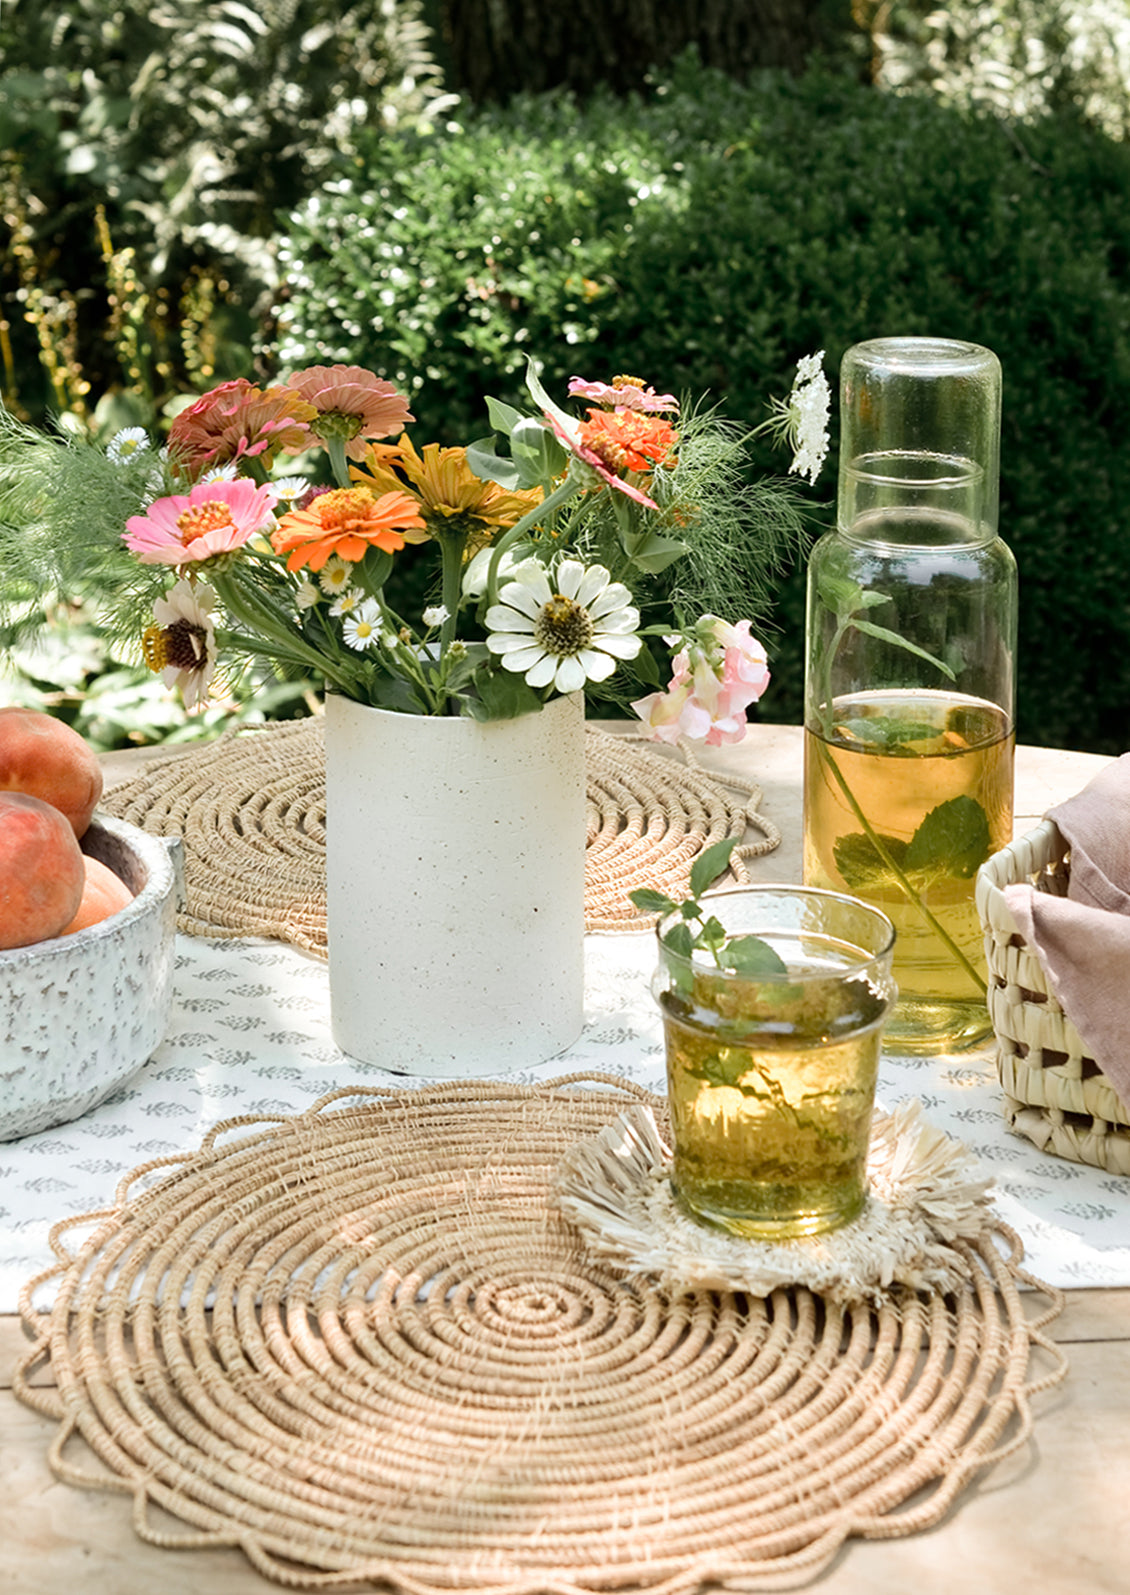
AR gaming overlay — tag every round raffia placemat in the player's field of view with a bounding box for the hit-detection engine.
[99,718,781,951]
[17,1074,1065,1594]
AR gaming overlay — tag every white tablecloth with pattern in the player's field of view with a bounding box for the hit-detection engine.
[3,931,1128,1310]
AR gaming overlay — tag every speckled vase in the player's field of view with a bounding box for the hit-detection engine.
[323,692,586,1077]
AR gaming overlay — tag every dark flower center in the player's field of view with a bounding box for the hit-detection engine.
[534,595,594,656]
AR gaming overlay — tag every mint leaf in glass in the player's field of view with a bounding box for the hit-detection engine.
[904,795,991,879]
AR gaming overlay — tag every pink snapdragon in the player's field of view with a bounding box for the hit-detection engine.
[632,617,770,746]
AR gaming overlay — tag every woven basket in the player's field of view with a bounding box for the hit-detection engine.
[976,818,1130,1175]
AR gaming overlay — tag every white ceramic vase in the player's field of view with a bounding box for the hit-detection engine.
[323,691,586,1076]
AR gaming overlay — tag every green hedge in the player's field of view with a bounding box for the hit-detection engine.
[277,55,1130,754]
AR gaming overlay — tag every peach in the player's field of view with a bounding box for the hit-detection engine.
[0,705,103,838]
[60,855,135,936]
[0,791,86,949]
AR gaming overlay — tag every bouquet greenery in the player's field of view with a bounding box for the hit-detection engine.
[0,355,828,739]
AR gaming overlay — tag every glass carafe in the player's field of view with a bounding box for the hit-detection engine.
[802,337,1016,1053]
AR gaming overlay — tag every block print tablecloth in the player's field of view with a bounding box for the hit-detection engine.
[2,932,1128,1309]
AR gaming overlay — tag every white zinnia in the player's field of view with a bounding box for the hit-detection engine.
[342,599,382,650]
[485,558,641,694]
[461,543,542,598]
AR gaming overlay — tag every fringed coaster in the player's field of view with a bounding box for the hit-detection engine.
[557,1099,1000,1305]
[100,717,781,950]
[16,1074,1066,1594]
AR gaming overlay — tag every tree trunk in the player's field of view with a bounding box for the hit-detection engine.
[437,0,831,103]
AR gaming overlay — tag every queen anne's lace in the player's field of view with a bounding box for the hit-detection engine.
[787,350,831,487]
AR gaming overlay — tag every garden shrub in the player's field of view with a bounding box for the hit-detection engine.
[0,0,443,429]
[277,55,1130,754]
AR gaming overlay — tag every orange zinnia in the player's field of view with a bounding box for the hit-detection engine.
[577,408,678,474]
[270,486,426,572]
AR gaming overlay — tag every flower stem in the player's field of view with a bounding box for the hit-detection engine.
[211,568,359,695]
[324,436,351,489]
[484,477,582,604]
[438,529,467,660]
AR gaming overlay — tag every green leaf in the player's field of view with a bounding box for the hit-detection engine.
[628,887,678,915]
[850,618,958,681]
[525,358,579,440]
[689,836,739,899]
[717,934,789,976]
[357,544,393,597]
[464,664,545,720]
[485,396,528,436]
[631,642,663,688]
[663,920,695,960]
[833,830,909,887]
[622,532,691,575]
[904,795,991,878]
[816,570,864,618]
[465,437,524,491]
[510,416,567,482]
[837,715,940,749]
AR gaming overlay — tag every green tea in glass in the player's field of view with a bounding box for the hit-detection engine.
[649,882,896,1240]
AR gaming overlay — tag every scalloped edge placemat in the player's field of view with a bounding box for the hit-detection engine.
[100,718,780,951]
[16,1074,1066,1594]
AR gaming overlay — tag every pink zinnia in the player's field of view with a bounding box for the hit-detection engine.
[167,379,316,477]
[567,375,678,413]
[633,617,770,747]
[285,364,415,459]
[124,478,280,566]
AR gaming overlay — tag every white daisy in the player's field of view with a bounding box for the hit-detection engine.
[342,599,382,651]
[106,427,150,464]
[141,579,217,711]
[485,558,641,694]
[318,555,353,595]
[421,604,449,628]
[330,587,366,617]
[272,474,311,504]
[295,580,320,611]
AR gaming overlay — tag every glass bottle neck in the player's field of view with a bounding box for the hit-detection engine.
[839,450,995,548]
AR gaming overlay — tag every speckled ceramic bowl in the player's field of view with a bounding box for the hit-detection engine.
[0,813,182,1140]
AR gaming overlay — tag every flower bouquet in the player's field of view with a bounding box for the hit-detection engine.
[0,355,828,743]
[0,354,828,1073]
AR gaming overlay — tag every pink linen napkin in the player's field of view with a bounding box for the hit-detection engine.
[1003,752,1130,1112]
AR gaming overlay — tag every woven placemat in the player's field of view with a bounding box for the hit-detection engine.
[17,1074,1066,1594]
[99,718,780,951]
